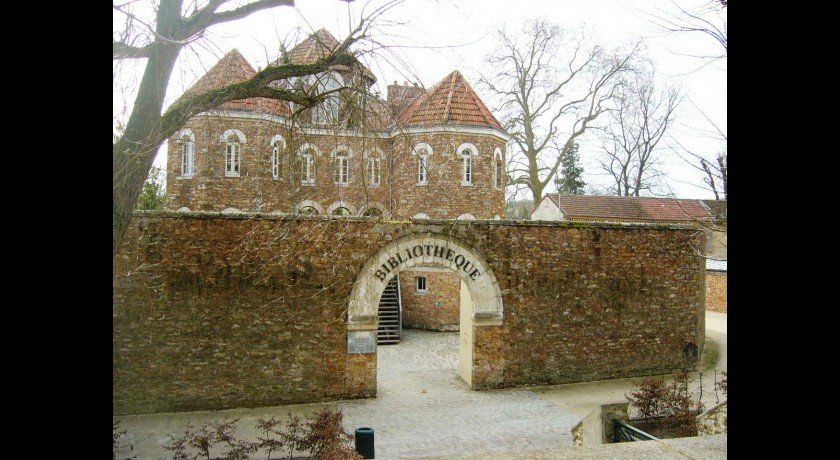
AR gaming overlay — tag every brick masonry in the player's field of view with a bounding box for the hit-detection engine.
[705,271,727,313]
[401,269,461,331]
[113,212,706,415]
[167,116,506,220]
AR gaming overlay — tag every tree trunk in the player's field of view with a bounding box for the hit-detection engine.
[113,37,180,259]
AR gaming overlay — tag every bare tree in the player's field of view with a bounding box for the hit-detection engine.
[596,66,682,197]
[700,151,726,200]
[112,0,401,259]
[481,19,642,205]
[642,0,727,66]
[669,104,727,200]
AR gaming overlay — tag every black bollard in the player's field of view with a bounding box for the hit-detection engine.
[354,427,375,459]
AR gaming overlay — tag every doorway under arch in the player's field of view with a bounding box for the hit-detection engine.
[346,234,503,388]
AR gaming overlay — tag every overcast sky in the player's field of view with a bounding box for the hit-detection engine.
[119,0,726,200]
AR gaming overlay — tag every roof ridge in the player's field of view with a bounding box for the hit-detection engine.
[444,72,457,122]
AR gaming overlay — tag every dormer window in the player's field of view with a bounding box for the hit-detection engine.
[312,73,342,126]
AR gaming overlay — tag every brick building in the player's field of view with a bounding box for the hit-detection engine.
[165,29,509,338]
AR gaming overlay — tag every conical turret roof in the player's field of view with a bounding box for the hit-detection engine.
[178,49,290,117]
[397,70,502,130]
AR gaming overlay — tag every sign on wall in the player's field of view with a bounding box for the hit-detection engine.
[347,331,376,354]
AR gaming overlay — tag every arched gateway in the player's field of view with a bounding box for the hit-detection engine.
[346,234,503,387]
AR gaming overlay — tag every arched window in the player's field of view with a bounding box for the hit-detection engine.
[457,143,478,186]
[332,146,352,186]
[326,201,357,216]
[226,138,240,176]
[312,73,342,125]
[412,143,433,186]
[220,129,246,177]
[493,147,503,190]
[461,149,472,184]
[298,144,320,185]
[361,201,387,219]
[177,129,195,177]
[294,200,324,215]
[270,134,285,180]
[365,148,384,187]
[363,207,382,217]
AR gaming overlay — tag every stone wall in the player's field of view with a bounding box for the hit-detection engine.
[572,403,629,446]
[400,269,460,331]
[697,401,727,435]
[114,212,705,415]
[705,271,727,312]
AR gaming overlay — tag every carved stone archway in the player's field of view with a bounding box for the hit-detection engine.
[346,234,503,388]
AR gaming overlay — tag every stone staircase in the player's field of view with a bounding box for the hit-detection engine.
[377,275,402,344]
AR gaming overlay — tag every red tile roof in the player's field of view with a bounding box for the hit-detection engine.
[286,28,341,64]
[397,70,503,130]
[545,194,714,223]
[282,28,376,82]
[179,49,290,117]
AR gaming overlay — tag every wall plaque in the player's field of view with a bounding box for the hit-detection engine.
[347,331,376,354]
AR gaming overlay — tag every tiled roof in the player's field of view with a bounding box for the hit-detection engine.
[397,70,503,130]
[282,28,376,82]
[286,28,341,64]
[545,194,714,223]
[179,49,290,117]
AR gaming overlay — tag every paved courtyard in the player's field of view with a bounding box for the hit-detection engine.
[340,330,579,458]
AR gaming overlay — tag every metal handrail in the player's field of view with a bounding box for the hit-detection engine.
[395,273,402,338]
[614,419,659,443]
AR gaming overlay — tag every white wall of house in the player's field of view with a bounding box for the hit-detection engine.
[531,197,562,221]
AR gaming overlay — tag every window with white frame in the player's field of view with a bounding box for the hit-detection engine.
[367,157,381,186]
[365,149,383,187]
[418,154,428,185]
[301,149,316,185]
[270,135,285,180]
[493,148,503,189]
[225,136,241,177]
[458,143,478,186]
[178,129,195,177]
[412,143,432,186]
[334,149,350,185]
[416,276,427,292]
[312,73,341,125]
[461,149,472,184]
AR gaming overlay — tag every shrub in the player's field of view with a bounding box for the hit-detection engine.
[625,372,706,438]
[164,408,362,460]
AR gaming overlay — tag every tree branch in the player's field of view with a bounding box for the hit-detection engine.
[183,0,295,39]
[113,41,152,59]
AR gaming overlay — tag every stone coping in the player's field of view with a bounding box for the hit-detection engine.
[133,210,696,230]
